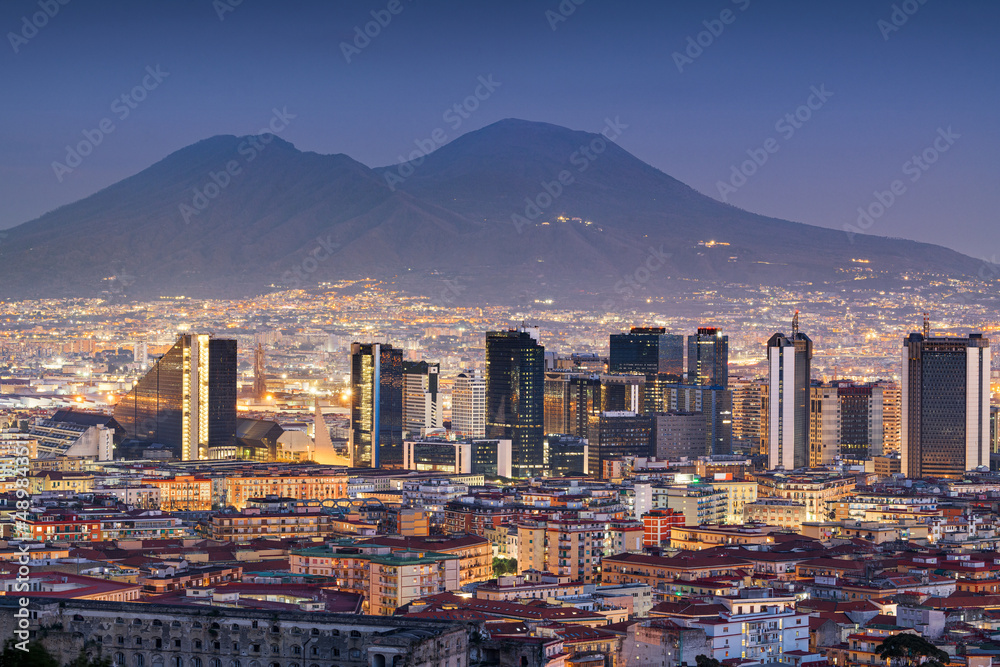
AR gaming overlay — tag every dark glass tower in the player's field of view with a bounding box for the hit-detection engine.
[902,332,991,479]
[688,327,729,388]
[350,342,403,468]
[609,327,684,377]
[486,329,545,478]
[544,373,601,438]
[113,334,237,460]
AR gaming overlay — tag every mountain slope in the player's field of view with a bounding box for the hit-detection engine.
[0,119,988,302]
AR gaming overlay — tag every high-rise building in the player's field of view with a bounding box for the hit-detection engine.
[688,327,729,388]
[486,329,545,477]
[731,378,767,456]
[809,380,901,466]
[877,380,902,455]
[808,383,840,467]
[658,382,732,456]
[349,342,403,468]
[402,361,442,437]
[767,313,813,470]
[543,372,601,438]
[653,412,707,459]
[451,370,486,438]
[114,333,237,460]
[902,332,991,479]
[609,327,684,377]
[587,411,653,477]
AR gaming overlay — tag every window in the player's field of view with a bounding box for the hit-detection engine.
[118,637,125,646]
[271,646,280,655]
[310,629,319,636]
[194,641,203,650]
[292,647,301,656]
[349,631,361,639]
[193,622,203,629]
[153,620,162,627]
[174,640,182,649]
[252,646,260,653]
[233,625,240,632]
[134,657,145,667]
[173,659,183,667]
[252,621,259,629]
[115,655,125,667]
[192,660,202,667]
[135,639,143,647]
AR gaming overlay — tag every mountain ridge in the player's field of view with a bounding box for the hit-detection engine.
[0,119,989,303]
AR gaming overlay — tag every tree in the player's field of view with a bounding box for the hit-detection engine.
[67,652,111,667]
[696,655,722,667]
[0,641,59,667]
[492,557,517,577]
[875,633,950,667]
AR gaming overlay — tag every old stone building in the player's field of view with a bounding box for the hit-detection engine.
[0,598,476,667]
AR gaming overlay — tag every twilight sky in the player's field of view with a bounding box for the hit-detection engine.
[2,0,998,259]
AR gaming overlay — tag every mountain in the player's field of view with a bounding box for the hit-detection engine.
[0,119,989,303]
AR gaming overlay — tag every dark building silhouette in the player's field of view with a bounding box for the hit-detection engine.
[544,372,601,438]
[688,327,729,388]
[486,328,544,478]
[587,411,653,478]
[350,342,403,468]
[113,334,237,460]
[902,332,991,479]
[609,327,684,377]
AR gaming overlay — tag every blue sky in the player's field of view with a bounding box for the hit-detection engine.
[2,0,997,258]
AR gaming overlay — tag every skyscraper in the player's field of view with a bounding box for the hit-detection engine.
[587,411,654,477]
[544,372,601,438]
[402,361,442,437]
[731,378,767,456]
[486,328,545,478]
[767,312,813,470]
[688,327,729,388]
[349,342,403,468]
[451,370,486,438]
[609,327,684,377]
[902,332,991,479]
[114,333,237,460]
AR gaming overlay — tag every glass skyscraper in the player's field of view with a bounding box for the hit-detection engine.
[350,342,403,468]
[609,327,684,377]
[114,334,237,460]
[688,327,729,388]
[486,328,544,478]
[902,332,991,479]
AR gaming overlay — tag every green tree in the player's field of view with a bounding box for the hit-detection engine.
[875,633,950,667]
[696,655,722,667]
[492,557,517,577]
[0,641,59,667]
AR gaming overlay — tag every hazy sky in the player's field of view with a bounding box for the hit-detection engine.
[2,0,998,259]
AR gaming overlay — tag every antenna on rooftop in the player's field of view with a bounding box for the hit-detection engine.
[922,312,930,337]
[792,311,799,337]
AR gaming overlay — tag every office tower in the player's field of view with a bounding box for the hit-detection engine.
[544,434,588,476]
[876,380,902,455]
[486,329,545,477]
[731,378,767,456]
[609,327,684,377]
[402,361,442,437]
[688,327,729,388]
[132,342,148,369]
[658,382,732,456]
[991,406,1000,459]
[349,342,403,468]
[252,342,267,401]
[767,312,813,470]
[902,332,991,479]
[544,373,601,438]
[601,374,645,413]
[587,411,653,477]
[809,383,840,467]
[114,333,237,460]
[451,370,486,438]
[654,412,707,459]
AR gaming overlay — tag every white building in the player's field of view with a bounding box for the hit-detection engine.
[767,316,813,470]
[402,361,442,437]
[451,369,486,437]
[690,589,809,664]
